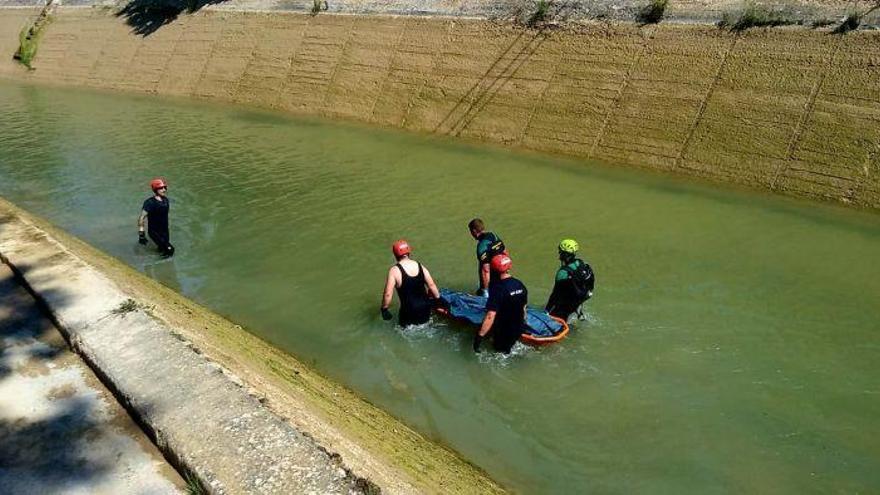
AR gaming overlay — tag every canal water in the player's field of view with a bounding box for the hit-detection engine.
[1,81,878,493]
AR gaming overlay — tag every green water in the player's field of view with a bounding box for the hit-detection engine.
[1,81,879,493]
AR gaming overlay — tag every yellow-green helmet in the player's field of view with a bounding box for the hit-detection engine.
[558,238,579,254]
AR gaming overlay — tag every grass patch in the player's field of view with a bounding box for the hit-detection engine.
[833,11,862,34]
[184,471,206,495]
[14,17,50,69]
[718,2,800,31]
[637,0,668,25]
[527,0,550,27]
[111,298,140,315]
[311,0,327,15]
[810,17,836,28]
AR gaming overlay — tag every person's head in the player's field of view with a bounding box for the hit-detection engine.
[558,238,579,263]
[392,239,411,261]
[490,253,512,276]
[468,218,485,239]
[150,178,168,197]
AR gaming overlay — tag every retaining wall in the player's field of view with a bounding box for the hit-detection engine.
[0,7,878,208]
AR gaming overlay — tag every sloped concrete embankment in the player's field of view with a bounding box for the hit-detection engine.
[0,211,365,493]
[2,7,877,209]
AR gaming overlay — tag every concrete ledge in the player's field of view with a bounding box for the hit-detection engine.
[0,214,362,493]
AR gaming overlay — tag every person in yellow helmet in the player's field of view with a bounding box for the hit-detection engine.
[545,239,594,321]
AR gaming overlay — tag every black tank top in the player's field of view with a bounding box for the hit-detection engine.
[396,262,427,303]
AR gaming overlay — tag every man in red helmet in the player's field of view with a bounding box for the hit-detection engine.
[137,178,174,257]
[473,253,528,354]
[380,240,441,327]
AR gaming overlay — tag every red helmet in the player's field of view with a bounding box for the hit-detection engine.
[490,253,512,273]
[392,239,411,257]
[150,178,167,191]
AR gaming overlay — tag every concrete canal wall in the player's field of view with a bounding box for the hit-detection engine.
[0,6,879,209]
[0,198,505,494]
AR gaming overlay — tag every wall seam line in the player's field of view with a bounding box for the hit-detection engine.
[674,33,738,169]
[319,15,357,115]
[770,35,843,190]
[154,17,188,94]
[589,26,654,156]
[272,15,312,109]
[401,19,453,129]
[191,14,228,98]
[368,17,409,123]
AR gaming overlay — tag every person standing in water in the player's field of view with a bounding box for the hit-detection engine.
[380,240,441,327]
[138,178,175,257]
[473,254,528,354]
[468,218,507,297]
[545,238,594,321]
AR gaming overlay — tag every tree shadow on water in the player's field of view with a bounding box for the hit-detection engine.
[115,0,229,37]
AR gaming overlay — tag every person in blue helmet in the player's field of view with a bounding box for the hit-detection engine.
[468,218,507,297]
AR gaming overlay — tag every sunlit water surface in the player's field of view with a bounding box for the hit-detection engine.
[1,82,879,493]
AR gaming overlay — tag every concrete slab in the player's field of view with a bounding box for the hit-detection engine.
[0,215,362,494]
[0,264,186,495]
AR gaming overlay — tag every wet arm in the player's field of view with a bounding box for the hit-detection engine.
[423,267,441,299]
[480,263,490,290]
[381,268,396,309]
[478,310,496,337]
[137,210,147,232]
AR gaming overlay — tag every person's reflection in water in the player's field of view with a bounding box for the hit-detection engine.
[144,255,182,293]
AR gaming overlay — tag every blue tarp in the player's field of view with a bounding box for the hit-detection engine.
[439,288,564,337]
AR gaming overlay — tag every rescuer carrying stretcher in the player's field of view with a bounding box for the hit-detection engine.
[380,240,443,327]
[545,238,594,322]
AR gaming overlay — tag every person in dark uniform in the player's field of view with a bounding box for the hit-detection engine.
[468,218,507,297]
[380,240,441,327]
[138,178,175,257]
[473,254,527,354]
[545,238,595,321]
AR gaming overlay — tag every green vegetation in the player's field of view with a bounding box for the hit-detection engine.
[527,0,550,27]
[833,11,862,34]
[636,0,669,25]
[718,1,799,31]
[311,0,328,15]
[184,472,206,495]
[810,18,836,28]
[14,18,50,69]
[111,298,140,315]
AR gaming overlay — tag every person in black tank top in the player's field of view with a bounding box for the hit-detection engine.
[380,240,442,327]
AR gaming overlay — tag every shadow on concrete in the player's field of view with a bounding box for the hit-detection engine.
[0,264,68,381]
[0,397,113,493]
[115,0,228,37]
[0,265,114,492]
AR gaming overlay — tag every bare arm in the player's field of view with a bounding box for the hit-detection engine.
[480,263,491,290]
[423,266,440,299]
[478,310,496,337]
[381,266,398,309]
[138,210,147,231]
